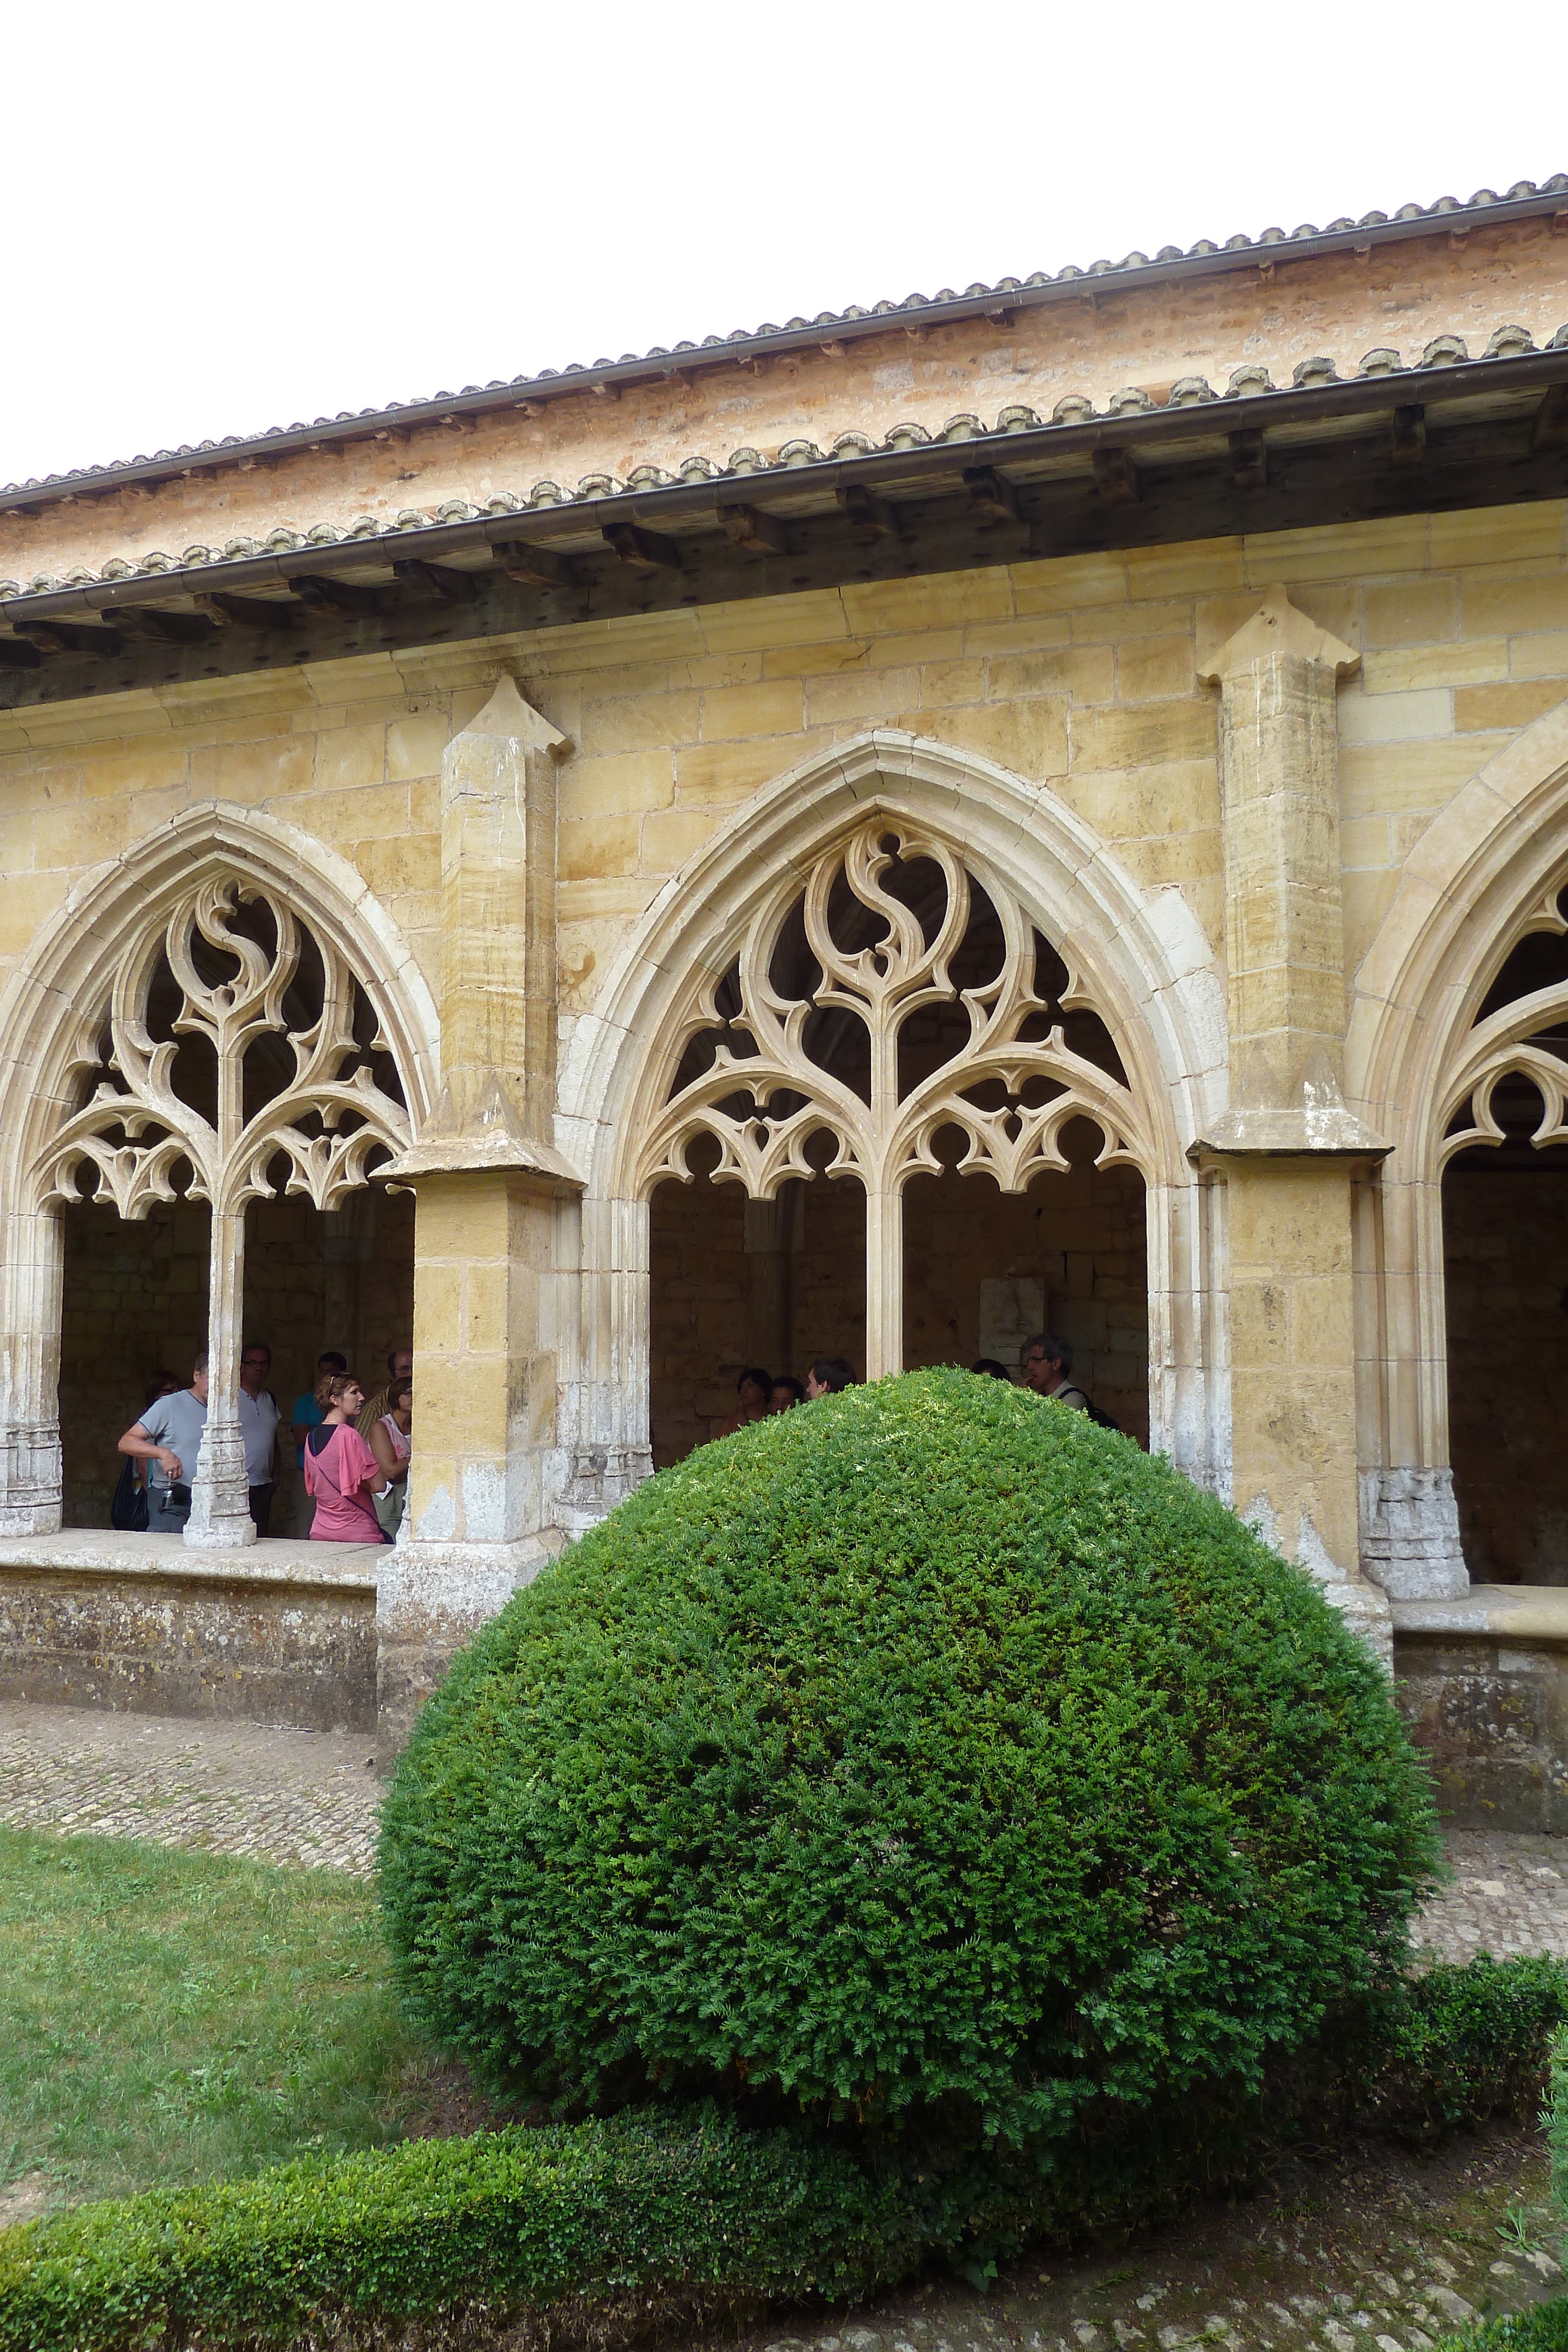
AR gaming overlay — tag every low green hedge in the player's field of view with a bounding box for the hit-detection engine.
[4,1957,1564,2352]
[1446,2316,1568,2352]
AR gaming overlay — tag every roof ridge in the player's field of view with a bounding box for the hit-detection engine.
[4,323,1565,605]
[2,176,1566,510]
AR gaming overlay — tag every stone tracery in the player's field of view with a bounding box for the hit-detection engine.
[32,876,411,1548]
[637,816,1151,1379]
[1438,883,1568,1163]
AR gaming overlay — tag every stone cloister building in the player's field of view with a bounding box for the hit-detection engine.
[3,177,1568,1804]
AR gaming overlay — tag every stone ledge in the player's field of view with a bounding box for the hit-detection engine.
[0,1531,382,1594]
[1392,1583,1568,1645]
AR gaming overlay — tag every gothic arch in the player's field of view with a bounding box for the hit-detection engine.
[0,800,440,1535]
[1346,696,1568,1588]
[553,731,1229,1519]
[560,730,1226,1187]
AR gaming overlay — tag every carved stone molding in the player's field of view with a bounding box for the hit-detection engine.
[639,813,1149,1378]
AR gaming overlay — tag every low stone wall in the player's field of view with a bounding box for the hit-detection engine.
[1392,1586,1568,1833]
[0,1533,379,1733]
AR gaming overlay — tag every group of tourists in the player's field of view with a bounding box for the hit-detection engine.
[711,1332,1102,1439]
[716,1355,857,1435]
[114,1344,415,1546]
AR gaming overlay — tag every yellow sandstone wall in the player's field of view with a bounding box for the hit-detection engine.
[4,505,1566,1034]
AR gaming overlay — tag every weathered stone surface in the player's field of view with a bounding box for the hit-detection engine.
[1393,1585,1568,1830]
[0,1534,377,1732]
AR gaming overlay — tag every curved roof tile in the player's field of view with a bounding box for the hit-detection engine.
[2,177,1566,507]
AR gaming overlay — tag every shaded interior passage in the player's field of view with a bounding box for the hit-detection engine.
[902,1140,1148,1441]
[1445,1147,1568,1585]
[58,1187,414,1529]
[648,1173,865,1466]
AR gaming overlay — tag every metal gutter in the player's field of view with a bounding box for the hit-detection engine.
[3,183,1565,516]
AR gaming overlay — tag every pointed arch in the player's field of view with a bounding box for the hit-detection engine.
[0,799,440,1207]
[1346,696,1568,1589]
[559,730,1226,1192]
[0,800,440,1534]
[551,731,1229,1524]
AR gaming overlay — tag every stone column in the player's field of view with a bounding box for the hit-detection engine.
[184,1202,257,1548]
[0,1203,63,1534]
[1195,587,1396,1654]
[377,674,580,1756]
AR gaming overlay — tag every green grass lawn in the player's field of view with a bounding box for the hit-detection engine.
[0,1823,439,2210]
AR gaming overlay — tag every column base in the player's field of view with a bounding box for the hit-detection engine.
[0,1419,63,1535]
[559,1444,653,1529]
[1358,1466,1469,1600]
[183,1486,258,1548]
[375,1528,563,1768]
[1316,1574,1395,1671]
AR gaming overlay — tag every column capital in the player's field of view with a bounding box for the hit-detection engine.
[1197,583,1359,687]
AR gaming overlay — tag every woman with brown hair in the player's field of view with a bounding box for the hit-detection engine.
[302,1372,386,1545]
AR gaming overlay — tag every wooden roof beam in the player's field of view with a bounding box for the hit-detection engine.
[289,574,386,618]
[603,520,682,572]
[1092,447,1140,505]
[192,592,302,630]
[837,483,901,542]
[962,465,1021,524]
[1532,383,1568,452]
[719,503,790,556]
[1391,403,1427,466]
[11,617,122,656]
[1229,428,1268,489]
[392,558,479,603]
[112,606,222,646]
[494,540,581,592]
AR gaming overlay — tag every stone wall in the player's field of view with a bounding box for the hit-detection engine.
[58,1187,414,1528]
[1,512,1565,1064]
[904,1159,1149,1438]
[1445,1157,1568,1583]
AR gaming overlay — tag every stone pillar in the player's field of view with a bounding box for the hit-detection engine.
[1196,588,1395,1655]
[0,1203,63,1534]
[377,674,580,1757]
[185,1202,257,1548]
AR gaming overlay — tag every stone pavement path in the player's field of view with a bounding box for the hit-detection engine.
[707,2124,1562,2352]
[4,1701,1568,1965]
[0,1700,380,1875]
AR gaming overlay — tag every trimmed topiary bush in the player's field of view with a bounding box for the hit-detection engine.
[380,1369,1440,2147]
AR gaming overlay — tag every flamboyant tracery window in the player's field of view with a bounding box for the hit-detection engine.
[1439,882,1568,1164]
[1437,878,1568,1583]
[33,877,411,1545]
[638,816,1151,1377]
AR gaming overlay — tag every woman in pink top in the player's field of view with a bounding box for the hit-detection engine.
[302,1374,386,1545]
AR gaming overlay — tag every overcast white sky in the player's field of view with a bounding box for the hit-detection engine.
[3,0,1562,488]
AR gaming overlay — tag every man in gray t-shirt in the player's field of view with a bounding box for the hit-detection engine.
[118,1355,209,1535]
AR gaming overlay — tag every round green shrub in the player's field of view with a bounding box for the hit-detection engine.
[380,1369,1439,2147]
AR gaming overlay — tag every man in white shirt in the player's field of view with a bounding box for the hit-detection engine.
[238,1341,282,1535]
